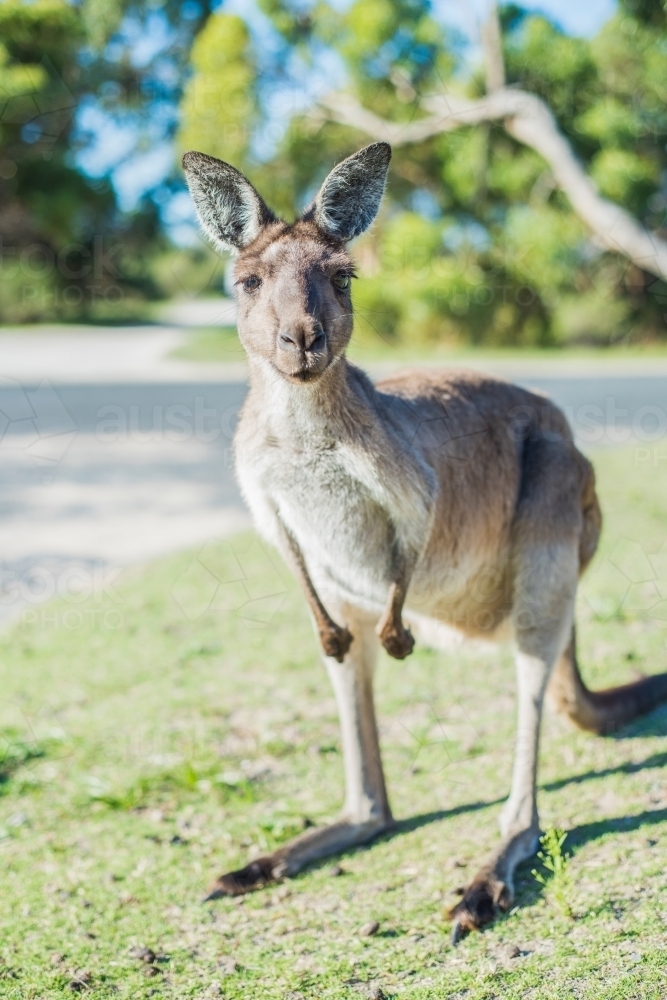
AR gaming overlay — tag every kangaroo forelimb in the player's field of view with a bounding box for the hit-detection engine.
[376,574,415,660]
[278,518,353,662]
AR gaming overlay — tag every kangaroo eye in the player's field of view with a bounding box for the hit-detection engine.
[242,275,261,291]
[332,272,350,290]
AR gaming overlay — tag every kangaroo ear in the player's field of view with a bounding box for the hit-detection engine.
[182,151,275,253]
[304,142,391,242]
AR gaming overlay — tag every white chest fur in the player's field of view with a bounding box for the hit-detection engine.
[236,430,395,605]
[234,359,437,609]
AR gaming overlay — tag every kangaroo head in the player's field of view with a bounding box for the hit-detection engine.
[182,143,391,383]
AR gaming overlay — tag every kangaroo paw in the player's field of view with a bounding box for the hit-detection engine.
[320,624,353,662]
[378,621,415,660]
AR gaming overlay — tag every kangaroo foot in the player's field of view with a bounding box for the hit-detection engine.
[447,825,539,943]
[448,874,511,943]
[204,817,391,901]
[203,856,278,899]
[320,623,353,662]
[377,620,415,660]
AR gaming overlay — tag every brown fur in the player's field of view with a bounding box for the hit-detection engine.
[549,629,667,734]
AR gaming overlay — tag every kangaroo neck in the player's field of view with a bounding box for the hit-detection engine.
[246,353,378,443]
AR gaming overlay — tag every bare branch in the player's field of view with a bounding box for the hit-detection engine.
[504,102,667,280]
[481,3,505,93]
[316,93,448,145]
[317,88,667,282]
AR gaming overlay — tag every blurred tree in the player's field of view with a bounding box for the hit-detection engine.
[178,13,258,167]
[0,0,213,323]
[178,0,667,348]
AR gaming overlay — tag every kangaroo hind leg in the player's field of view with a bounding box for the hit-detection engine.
[450,436,583,937]
[450,540,578,938]
[205,608,392,899]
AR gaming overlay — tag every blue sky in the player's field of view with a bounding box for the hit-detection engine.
[437,0,616,41]
[76,0,618,236]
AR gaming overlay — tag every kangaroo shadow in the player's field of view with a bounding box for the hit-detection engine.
[328,799,667,922]
[606,701,667,740]
[304,738,667,882]
[566,806,667,851]
[381,796,505,842]
[542,749,667,793]
[371,746,667,847]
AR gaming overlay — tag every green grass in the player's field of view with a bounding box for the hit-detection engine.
[168,324,667,367]
[1,446,667,998]
[169,326,246,364]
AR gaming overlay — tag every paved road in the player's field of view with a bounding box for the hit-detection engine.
[516,374,667,443]
[4,373,667,442]
[5,375,667,432]
[0,380,251,625]
[2,371,666,626]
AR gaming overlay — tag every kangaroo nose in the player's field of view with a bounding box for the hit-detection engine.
[278,324,325,354]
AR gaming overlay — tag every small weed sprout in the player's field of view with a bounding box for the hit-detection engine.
[532,827,573,918]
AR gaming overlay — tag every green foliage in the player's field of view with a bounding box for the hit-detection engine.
[339,0,447,94]
[0,0,211,324]
[256,813,310,850]
[83,764,259,811]
[177,1,667,347]
[178,13,258,167]
[0,731,48,789]
[502,204,585,298]
[0,42,46,101]
[591,148,658,211]
[505,15,596,127]
[532,827,574,918]
[0,0,83,69]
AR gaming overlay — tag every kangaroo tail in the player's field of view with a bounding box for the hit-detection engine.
[548,629,667,735]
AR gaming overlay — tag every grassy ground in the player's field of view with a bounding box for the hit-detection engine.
[169,327,245,365]
[168,325,667,368]
[1,446,667,999]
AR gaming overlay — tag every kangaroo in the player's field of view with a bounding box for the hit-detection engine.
[182,143,667,939]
